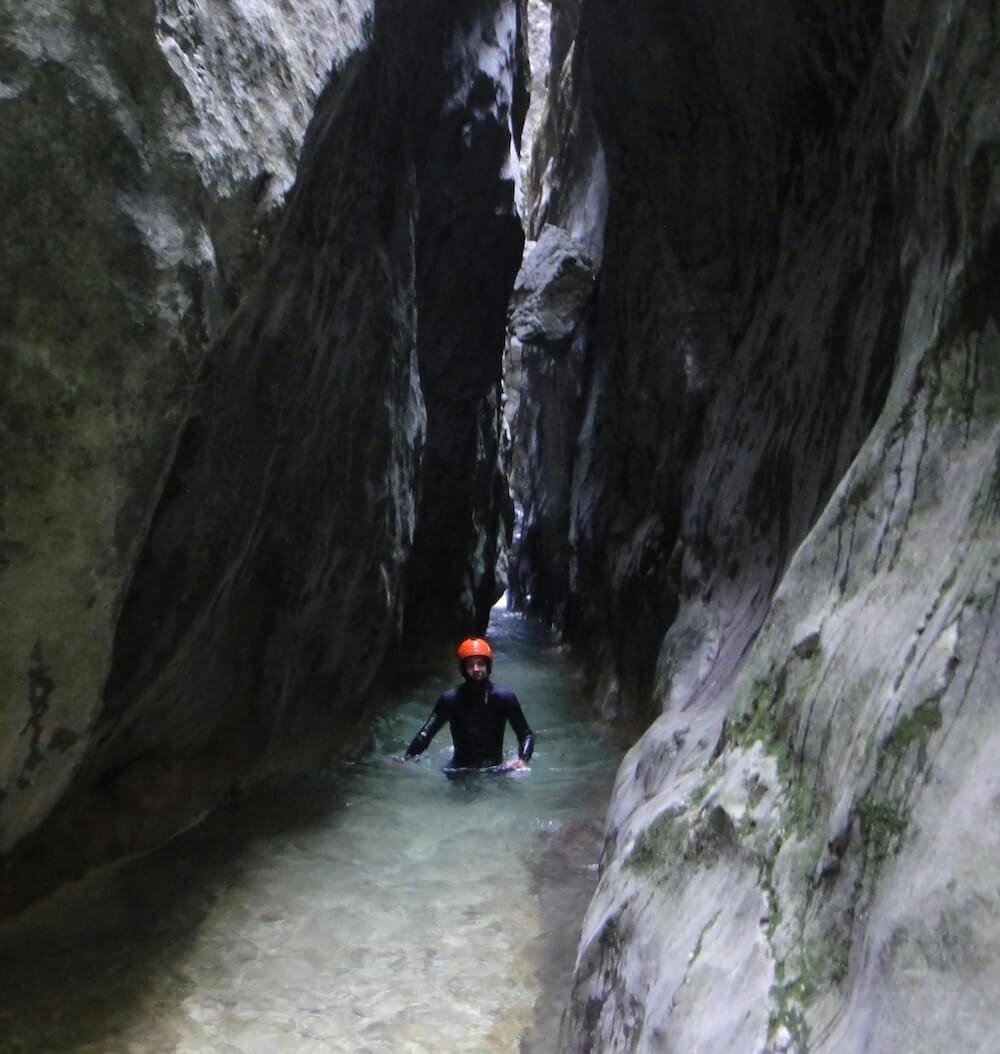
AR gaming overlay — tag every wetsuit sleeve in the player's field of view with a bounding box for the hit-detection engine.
[506,695,534,762]
[405,700,448,758]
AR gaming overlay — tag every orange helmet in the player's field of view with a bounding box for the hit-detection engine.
[457,637,493,670]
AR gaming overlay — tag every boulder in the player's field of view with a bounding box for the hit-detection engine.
[508,223,596,347]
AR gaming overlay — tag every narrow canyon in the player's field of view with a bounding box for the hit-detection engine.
[2,1,997,1051]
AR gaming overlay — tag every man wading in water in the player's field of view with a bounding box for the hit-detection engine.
[404,638,535,771]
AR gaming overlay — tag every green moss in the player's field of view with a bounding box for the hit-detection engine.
[769,933,856,1051]
[689,773,718,808]
[769,990,810,1051]
[786,780,817,834]
[762,858,782,941]
[625,811,684,874]
[885,701,943,763]
[763,873,850,1043]
[797,836,825,883]
[731,678,821,839]
[827,933,851,984]
[736,679,777,746]
[857,798,907,862]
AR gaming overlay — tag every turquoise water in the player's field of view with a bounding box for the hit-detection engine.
[0,608,622,1053]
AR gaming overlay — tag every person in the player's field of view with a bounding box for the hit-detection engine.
[404,637,534,770]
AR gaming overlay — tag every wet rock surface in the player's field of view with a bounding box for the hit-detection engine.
[511,1,1000,1050]
[401,0,526,649]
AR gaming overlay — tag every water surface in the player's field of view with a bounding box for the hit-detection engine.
[0,608,621,1053]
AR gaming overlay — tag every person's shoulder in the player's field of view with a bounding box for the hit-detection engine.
[439,685,462,706]
[489,684,519,704]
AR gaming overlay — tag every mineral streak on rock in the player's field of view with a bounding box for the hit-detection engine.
[508,1,1000,1051]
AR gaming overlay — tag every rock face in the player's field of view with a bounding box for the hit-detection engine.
[513,1,1000,1051]
[1,0,373,858]
[0,0,524,913]
[401,0,526,648]
[508,224,595,348]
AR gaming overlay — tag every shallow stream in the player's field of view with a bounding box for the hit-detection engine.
[0,608,622,1053]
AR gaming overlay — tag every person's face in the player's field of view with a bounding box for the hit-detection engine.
[464,656,490,680]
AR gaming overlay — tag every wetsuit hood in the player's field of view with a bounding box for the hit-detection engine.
[460,670,492,686]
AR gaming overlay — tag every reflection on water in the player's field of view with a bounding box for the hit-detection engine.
[0,610,622,1053]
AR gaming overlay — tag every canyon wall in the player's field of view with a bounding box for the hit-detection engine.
[513,1,1000,1051]
[4,0,998,1047]
[1,0,372,858]
[0,0,523,914]
[402,1,526,647]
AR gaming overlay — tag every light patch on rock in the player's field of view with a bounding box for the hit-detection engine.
[155,0,374,203]
[508,224,595,347]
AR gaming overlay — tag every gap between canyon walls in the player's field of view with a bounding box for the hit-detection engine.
[401,3,527,649]
[0,0,526,918]
[513,0,901,729]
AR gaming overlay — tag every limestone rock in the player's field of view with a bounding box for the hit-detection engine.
[0,0,524,915]
[401,0,526,648]
[0,0,372,857]
[508,224,595,347]
[521,0,606,261]
[516,0,553,218]
[510,0,1000,1049]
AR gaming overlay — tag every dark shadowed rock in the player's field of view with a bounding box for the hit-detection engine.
[0,0,525,916]
[0,0,373,860]
[401,0,526,648]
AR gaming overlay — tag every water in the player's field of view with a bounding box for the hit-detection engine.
[0,608,622,1053]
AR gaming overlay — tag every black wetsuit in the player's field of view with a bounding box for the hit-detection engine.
[405,680,534,769]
